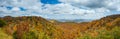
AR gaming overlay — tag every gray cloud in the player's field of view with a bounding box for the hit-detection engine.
[59,0,120,11]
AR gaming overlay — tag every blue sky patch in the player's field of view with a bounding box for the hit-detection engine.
[40,0,61,4]
[6,6,13,10]
[19,7,27,11]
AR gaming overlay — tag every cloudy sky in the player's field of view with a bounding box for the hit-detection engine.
[0,0,120,20]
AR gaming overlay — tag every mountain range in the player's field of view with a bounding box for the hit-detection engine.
[0,14,120,39]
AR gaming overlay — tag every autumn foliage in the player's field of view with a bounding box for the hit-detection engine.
[0,14,120,39]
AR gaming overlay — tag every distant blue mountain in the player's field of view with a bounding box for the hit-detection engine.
[47,19,93,23]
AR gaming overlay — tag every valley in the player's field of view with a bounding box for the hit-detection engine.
[0,14,120,39]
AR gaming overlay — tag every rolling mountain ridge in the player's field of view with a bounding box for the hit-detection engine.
[0,14,120,39]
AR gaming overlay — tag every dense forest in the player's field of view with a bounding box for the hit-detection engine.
[0,14,120,39]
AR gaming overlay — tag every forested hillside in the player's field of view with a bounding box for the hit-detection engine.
[0,16,63,39]
[0,14,120,39]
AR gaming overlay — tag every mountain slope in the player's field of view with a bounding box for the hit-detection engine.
[87,14,120,29]
[0,16,63,39]
[0,14,120,39]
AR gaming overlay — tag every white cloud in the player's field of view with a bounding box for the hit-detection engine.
[11,7,20,11]
[117,8,120,11]
[94,7,110,13]
[0,0,120,20]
